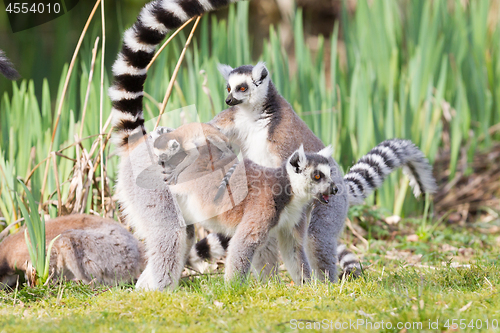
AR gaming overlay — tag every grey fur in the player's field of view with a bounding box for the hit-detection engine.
[0,214,144,288]
[110,0,245,290]
[0,50,20,80]
[163,142,337,283]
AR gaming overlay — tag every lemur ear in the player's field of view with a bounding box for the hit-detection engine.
[252,62,268,85]
[217,63,233,81]
[289,144,307,173]
[318,145,333,158]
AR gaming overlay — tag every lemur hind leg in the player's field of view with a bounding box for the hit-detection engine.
[224,215,272,282]
[306,161,348,283]
[136,216,188,291]
[251,236,280,282]
[119,150,188,290]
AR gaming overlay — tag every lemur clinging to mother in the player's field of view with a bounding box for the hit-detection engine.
[153,122,235,184]
[203,62,437,281]
[134,113,341,284]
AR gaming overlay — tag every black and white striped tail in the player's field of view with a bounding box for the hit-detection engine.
[0,50,20,80]
[186,233,231,272]
[344,139,437,205]
[109,0,242,150]
[336,244,361,278]
[189,233,362,277]
[214,160,239,202]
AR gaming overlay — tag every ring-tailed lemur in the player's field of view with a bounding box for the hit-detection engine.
[110,0,247,290]
[207,62,437,281]
[154,123,235,184]
[0,214,144,288]
[187,138,437,276]
[0,50,20,80]
[162,142,338,282]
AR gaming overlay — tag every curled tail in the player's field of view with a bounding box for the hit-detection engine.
[109,0,242,150]
[186,233,231,273]
[214,160,239,202]
[0,50,20,80]
[344,139,437,205]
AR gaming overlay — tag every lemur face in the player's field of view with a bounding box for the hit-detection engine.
[154,133,181,164]
[287,145,338,204]
[218,62,269,107]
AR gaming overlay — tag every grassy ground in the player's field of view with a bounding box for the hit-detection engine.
[1,217,499,333]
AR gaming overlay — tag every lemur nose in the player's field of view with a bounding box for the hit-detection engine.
[225,97,232,105]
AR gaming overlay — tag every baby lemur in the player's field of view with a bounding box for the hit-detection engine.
[0,214,144,288]
[153,123,235,184]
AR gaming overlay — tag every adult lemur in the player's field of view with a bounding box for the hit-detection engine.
[110,0,251,290]
[198,62,438,281]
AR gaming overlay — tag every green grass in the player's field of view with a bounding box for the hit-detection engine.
[1,215,499,332]
[1,237,499,332]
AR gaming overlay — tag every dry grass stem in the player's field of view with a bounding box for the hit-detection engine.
[146,17,195,71]
[155,16,202,129]
[79,37,100,139]
[39,0,102,208]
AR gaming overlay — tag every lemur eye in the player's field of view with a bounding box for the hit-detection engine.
[227,87,231,93]
[314,174,321,180]
[240,86,247,92]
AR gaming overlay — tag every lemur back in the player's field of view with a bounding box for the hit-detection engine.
[0,215,144,288]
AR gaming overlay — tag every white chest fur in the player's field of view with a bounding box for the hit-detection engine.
[232,108,281,168]
[275,196,309,232]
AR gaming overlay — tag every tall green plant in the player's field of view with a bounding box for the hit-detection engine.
[17,180,59,286]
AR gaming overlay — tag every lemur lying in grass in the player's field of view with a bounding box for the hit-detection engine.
[0,214,144,288]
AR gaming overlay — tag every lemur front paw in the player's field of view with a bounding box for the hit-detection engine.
[163,170,180,185]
